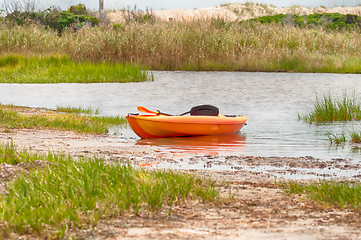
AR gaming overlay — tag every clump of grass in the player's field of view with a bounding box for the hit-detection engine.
[0,142,220,237]
[0,104,126,134]
[299,93,361,124]
[327,129,361,145]
[0,55,153,83]
[350,131,361,143]
[281,180,361,210]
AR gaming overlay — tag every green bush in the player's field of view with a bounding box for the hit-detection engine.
[5,4,99,33]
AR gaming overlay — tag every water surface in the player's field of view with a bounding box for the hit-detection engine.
[1,71,361,161]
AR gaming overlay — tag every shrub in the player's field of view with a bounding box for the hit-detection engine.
[5,4,99,33]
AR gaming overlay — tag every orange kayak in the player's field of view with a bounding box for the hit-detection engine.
[126,114,247,138]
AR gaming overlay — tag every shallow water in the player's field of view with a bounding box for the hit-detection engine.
[1,71,361,162]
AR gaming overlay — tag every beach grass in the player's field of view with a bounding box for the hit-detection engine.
[281,180,361,210]
[0,104,126,134]
[2,20,361,72]
[0,55,153,83]
[0,142,221,237]
[298,93,361,124]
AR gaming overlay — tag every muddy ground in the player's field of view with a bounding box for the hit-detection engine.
[1,129,361,239]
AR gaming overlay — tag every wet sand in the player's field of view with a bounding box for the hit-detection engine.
[1,128,361,239]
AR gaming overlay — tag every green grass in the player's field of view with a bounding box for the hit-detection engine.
[0,104,126,134]
[0,55,153,83]
[281,180,361,210]
[0,142,221,237]
[298,93,361,124]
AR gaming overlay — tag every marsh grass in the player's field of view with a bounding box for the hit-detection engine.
[0,143,221,237]
[299,93,361,124]
[0,55,153,83]
[281,180,361,210]
[0,104,126,134]
[2,21,361,72]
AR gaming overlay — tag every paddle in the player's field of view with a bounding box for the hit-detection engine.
[137,106,159,114]
[137,106,173,116]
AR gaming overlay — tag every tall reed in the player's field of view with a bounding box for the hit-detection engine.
[1,21,361,72]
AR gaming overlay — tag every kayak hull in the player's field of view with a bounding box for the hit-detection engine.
[126,114,247,138]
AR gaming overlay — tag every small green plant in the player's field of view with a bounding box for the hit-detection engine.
[350,131,361,143]
[327,131,347,145]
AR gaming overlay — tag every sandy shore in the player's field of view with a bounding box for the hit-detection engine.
[1,128,361,239]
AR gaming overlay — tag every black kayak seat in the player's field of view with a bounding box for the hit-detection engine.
[179,105,219,116]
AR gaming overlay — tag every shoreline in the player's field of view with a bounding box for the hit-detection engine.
[1,128,360,181]
[1,128,361,239]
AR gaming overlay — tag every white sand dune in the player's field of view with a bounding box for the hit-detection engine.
[107,3,361,23]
